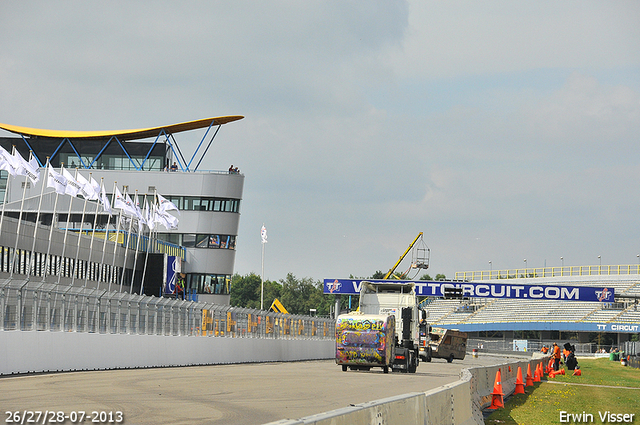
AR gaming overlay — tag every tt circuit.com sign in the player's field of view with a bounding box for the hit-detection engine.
[323,279,615,303]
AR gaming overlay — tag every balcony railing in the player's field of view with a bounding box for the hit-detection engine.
[455,264,640,281]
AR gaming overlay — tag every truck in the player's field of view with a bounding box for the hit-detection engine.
[335,313,395,373]
[336,280,427,373]
[420,327,467,363]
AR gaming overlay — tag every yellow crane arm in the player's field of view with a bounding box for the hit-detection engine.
[270,298,289,314]
[383,232,424,280]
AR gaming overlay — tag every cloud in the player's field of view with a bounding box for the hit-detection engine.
[0,1,639,282]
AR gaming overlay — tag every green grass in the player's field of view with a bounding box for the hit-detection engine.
[485,358,640,425]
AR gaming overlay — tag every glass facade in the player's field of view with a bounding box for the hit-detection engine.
[186,273,231,295]
[164,195,240,213]
[158,233,236,250]
[60,153,164,171]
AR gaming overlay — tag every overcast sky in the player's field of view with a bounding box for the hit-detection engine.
[1,1,639,282]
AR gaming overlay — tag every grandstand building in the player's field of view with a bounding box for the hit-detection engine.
[427,273,640,349]
[0,117,243,304]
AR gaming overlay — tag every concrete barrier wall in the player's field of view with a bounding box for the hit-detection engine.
[267,355,551,425]
[0,330,335,375]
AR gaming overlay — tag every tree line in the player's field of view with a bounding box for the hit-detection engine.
[229,271,448,316]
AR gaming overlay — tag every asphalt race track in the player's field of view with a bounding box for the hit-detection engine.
[1,354,519,425]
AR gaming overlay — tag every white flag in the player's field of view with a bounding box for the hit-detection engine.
[144,200,155,231]
[76,173,98,200]
[156,209,179,230]
[114,187,137,216]
[0,146,21,176]
[157,193,180,214]
[125,193,137,217]
[0,146,16,176]
[99,183,112,215]
[90,177,101,200]
[261,225,267,244]
[134,193,145,232]
[62,168,82,197]
[13,151,40,184]
[46,165,67,195]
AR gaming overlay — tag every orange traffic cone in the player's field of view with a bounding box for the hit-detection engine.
[533,364,541,382]
[539,362,544,378]
[515,366,525,394]
[525,364,534,387]
[549,369,557,378]
[558,368,565,375]
[547,358,554,374]
[490,368,504,409]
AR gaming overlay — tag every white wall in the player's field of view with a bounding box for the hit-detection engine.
[0,331,335,375]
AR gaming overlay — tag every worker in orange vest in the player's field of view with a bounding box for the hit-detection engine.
[541,345,549,354]
[552,342,561,371]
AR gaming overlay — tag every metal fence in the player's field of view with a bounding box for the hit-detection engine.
[0,279,336,339]
[456,264,640,281]
[469,338,601,354]
[622,341,640,357]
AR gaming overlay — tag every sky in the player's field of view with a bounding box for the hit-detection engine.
[1,1,639,283]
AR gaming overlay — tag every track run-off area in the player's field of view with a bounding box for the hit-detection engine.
[0,354,522,425]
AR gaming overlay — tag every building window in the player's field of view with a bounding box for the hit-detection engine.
[185,273,230,295]
[157,233,236,250]
[106,195,240,213]
[182,234,196,247]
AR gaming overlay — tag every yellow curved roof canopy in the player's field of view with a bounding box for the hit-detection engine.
[0,115,244,141]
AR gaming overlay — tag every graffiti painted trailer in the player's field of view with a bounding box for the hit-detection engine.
[336,281,428,373]
[335,314,396,373]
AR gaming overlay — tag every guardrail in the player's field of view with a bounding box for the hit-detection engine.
[0,279,335,339]
[455,264,640,281]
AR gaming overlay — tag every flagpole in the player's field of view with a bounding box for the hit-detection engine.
[84,182,102,288]
[42,164,64,282]
[119,188,134,292]
[100,181,117,292]
[9,150,34,278]
[69,172,90,288]
[0,150,15,252]
[129,190,142,294]
[261,241,265,310]
[57,168,79,285]
[261,224,267,310]
[139,190,156,296]
[109,183,123,292]
[26,157,50,279]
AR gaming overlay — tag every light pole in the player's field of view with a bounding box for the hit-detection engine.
[598,255,601,274]
[560,257,564,276]
[523,259,527,276]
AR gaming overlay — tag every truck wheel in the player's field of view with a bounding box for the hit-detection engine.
[342,365,347,372]
[447,353,454,363]
[426,347,432,362]
[408,359,417,373]
[383,366,389,374]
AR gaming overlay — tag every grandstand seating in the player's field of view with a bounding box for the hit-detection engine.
[425,276,640,328]
[617,307,640,324]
